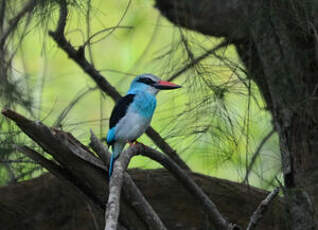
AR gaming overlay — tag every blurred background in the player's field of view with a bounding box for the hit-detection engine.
[0,0,281,189]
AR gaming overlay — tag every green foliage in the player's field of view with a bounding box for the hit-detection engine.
[0,0,280,189]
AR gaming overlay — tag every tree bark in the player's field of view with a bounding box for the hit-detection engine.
[155,0,318,229]
[0,171,286,230]
[1,0,317,229]
[154,0,248,40]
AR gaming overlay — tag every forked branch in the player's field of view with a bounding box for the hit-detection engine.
[139,145,240,230]
[90,136,169,230]
[3,108,168,230]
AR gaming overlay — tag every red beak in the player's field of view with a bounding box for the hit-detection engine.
[154,80,182,90]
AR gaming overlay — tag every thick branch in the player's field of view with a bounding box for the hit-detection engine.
[0,170,287,230]
[3,108,286,229]
[2,108,109,209]
[1,106,286,229]
[3,109,167,230]
[154,0,249,40]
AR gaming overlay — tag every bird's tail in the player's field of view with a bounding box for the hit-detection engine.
[109,142,125,177]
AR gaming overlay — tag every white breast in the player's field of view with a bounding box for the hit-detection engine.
[114,111,151,142]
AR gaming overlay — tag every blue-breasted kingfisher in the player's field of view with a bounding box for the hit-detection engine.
[106,74,181,177]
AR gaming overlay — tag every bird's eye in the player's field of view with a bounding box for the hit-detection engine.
[137,77,155,85]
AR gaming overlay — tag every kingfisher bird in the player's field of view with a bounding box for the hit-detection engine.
[106,74,181,177]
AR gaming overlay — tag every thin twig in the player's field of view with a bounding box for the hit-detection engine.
[82,26,133,48]
[54,87,97,127]
[89,0,132,47]
[48,0,190,171]
[0,0,6,34]
[3,163,16,184]
[16,145,70,180]
[145,127,190,170]
[0,159,36,164]
[246,187,280,230]
[0,0,36,47]
[85,0,94,64]
[243,129,275,183]
[167,40,229,82]
[140,145,238,230]
[89,129,110,164]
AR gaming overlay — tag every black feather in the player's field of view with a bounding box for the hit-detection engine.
[109,94,135,129]
[137,77,155,85]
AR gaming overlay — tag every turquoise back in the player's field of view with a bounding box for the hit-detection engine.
[130,91,157,118]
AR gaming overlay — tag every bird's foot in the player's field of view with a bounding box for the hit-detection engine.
[128,140,139,146]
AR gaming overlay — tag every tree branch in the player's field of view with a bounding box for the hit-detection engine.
[139,145,239,230]
[48,0,190,171]
[154,0,248,40]
[167,40,230,82]
[82,26,133,48]
[243,129,276,183]
[106,145,142,230]
[16,145,105,214]
[121,172,167,230]
[2,107,233,230]
[2,108,167,230]
[0,105,286,229]
[90,132,168,230]
[104,141,237,230]
[2,108,109,210]
[246,187,280,230]
[1,169,286,230]
[0,0,36,47]
[0,0,6,33]
[16,145,67,179]
[89,129,110,164]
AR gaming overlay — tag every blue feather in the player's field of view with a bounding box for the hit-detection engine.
[109,154,115,177]
[108,142,125,178]
[106,127,116,145]
[107,74,180,177]
[130,92,156,118]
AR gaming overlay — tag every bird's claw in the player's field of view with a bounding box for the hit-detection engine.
[128,140,142,146]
